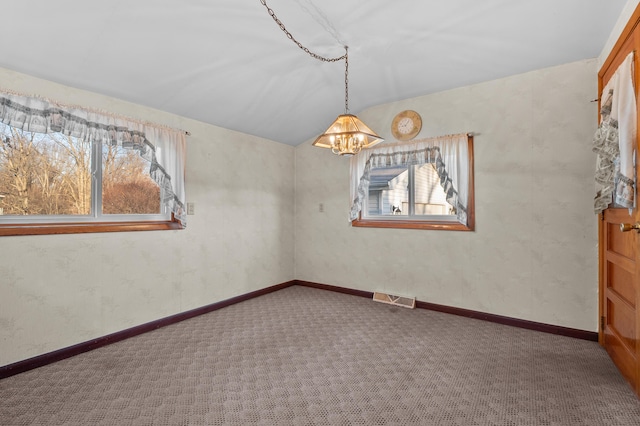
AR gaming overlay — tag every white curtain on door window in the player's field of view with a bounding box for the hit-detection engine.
[593,51,636,213]
[350,133,469,225]
[0,90,188,226]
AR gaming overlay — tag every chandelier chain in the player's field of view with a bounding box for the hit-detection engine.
[344,48,349,113]
[260,0,346,63]
[259,0,349,113]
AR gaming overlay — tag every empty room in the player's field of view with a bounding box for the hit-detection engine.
[2,1,640,425]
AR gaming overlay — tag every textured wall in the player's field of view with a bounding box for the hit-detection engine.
[295,59,599,331]
[0,68,295,366]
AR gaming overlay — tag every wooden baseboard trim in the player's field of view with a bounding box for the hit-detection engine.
[294,280,598,342]
[295,280,374,299]
[414,300,598,342]
[0,280,296,380]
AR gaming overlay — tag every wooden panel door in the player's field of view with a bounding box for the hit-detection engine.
[598,3,640,399]
[600,209,640,397]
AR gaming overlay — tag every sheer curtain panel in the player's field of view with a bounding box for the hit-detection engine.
[0,90,187,226]
[593,51,637,213]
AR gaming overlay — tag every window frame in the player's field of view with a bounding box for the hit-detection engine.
[0,123,184,237]
[0,217,182,237]
[351,134,475,231]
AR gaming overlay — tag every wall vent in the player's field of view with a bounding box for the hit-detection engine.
[372,291,416,309]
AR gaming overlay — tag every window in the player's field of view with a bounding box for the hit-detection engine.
[0,126,163,217]
[350,133,474,231]
[0,91,186,236]
[366,163,456,217]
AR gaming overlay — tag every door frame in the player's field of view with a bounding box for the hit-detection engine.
[598,4,640,348]
[598,3,640,398]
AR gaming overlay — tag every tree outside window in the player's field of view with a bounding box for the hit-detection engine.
[0,125,163,219]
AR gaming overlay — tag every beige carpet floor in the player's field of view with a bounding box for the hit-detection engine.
[1,285,639,425]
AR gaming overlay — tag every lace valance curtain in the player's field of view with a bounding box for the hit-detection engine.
[593,51,637,214]
[0,91,187,226]
[350,133,469,225]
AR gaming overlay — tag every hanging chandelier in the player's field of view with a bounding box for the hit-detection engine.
[260,0,383,156]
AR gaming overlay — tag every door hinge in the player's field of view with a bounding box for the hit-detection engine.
[600,316,606,330]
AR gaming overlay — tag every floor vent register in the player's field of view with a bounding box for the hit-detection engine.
[372,291,416,309]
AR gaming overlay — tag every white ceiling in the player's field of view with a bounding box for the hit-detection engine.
[0,1,628,145]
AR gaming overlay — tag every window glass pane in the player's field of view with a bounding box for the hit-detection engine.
[414,164,455,216]
[0,126,91,216]
[365,163,456,219]
[102,144,161,215]
[367,165,409,216]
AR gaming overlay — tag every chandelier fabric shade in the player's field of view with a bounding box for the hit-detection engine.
[312,114,384,156]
